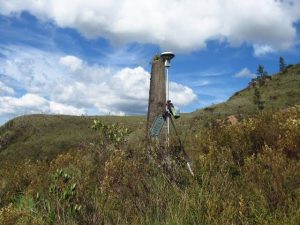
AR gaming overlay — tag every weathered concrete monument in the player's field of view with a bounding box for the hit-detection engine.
[146,52,176,145]
[146,53,194,176]
[146,56,166,142]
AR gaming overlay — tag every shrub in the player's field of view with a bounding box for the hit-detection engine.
[91,119,130,148]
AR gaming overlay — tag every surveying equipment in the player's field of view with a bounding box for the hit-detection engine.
[160,52,175,145]
[147,52,194,176]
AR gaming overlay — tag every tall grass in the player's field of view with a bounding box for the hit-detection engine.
[1,105,300,224]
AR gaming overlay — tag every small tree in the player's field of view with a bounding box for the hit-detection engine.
[279,56,287,73]
[256,65,268,77]
[253,87,264,111]
[256,65,268,86]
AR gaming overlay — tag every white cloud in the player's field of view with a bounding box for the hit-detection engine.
[195,80,212,87]
[0,81,15,96]
[0,93,85,116]
[0,46,197,119]
[253,44,275,57]
[60,55,83,71]
[49,101,85,115]
[189,79,213,87]
[16,93,47,108]
[169,82,197,106]
[234,68,256,78]
[0,0,299,53]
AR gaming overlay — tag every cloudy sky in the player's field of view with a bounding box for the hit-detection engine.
[0,0,300,124]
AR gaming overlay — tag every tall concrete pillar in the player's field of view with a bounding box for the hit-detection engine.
[146,57,166,141]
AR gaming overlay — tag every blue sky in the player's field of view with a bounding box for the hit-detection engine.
[0,0,300,125]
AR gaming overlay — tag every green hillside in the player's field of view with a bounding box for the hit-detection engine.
[0,114,145,166]
[194,63,300,118]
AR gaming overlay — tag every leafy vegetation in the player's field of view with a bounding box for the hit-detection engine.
[0,104,300,224]
[91,119,131,148]
[152,54,161,61]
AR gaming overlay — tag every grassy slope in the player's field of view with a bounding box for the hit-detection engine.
[0,114,145,165]
[193,63,300,118]
[1,103,300,224]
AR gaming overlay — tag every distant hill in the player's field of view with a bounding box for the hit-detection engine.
[0,114,145,166]
[193,63,300,118]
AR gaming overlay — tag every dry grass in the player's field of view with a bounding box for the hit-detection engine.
[0,105,300,224]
